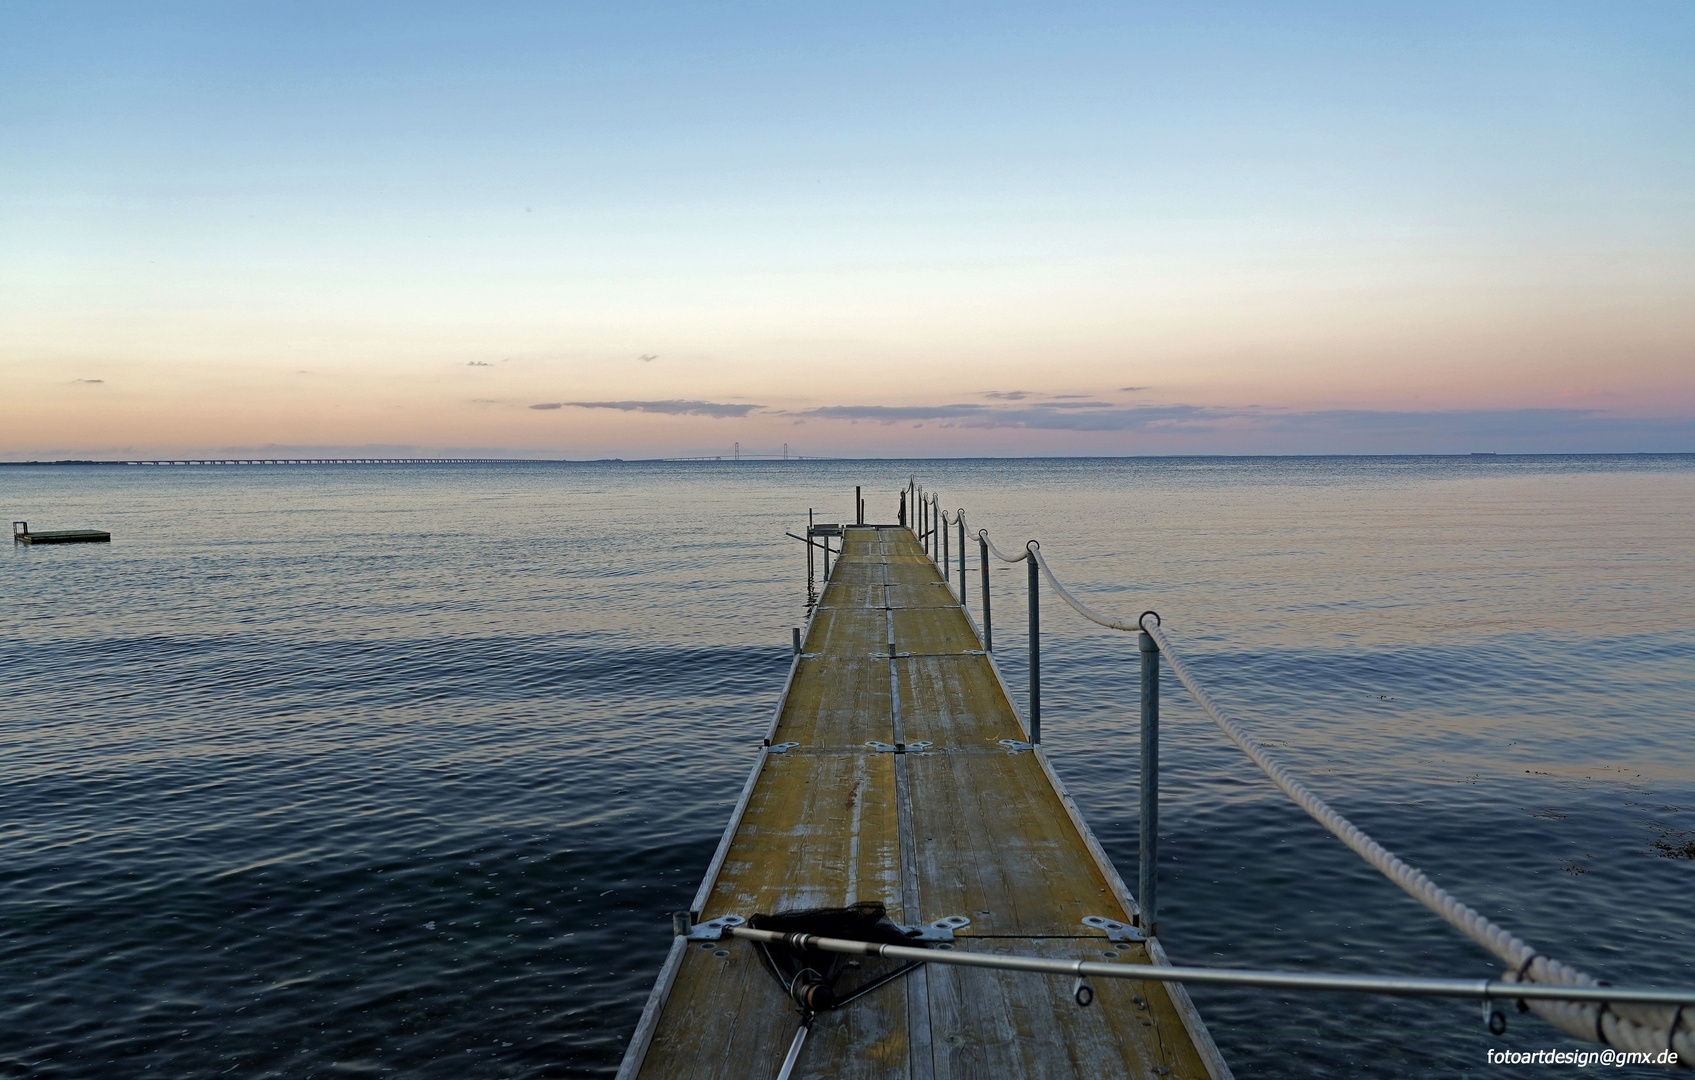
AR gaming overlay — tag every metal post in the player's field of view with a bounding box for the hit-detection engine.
[793,627,802,655]
[941,511,949,577]
[979,537,992,651]
[1138,631,1159,936]
[1027,553,1040,744]
[855,486,862,526]
[957,515,966,600]
[932,495,940,559]
[899,491,906,528]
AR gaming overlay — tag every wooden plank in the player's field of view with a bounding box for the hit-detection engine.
[884,583,957,609]
[905,750,1123,936]
[893,607,981,655]
[895,655,1024,747]
[773,656,893,749]
[826,561,887,586]
[927,938,1216,1080]
[805,607,890,654]
[821,580,888,608]
[702,750,903,920]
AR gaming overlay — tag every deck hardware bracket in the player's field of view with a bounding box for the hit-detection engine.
[686,915,746,941]
[767,742,801,754]
[866,741,933,754]
[1073,976,1095,1007]
[895,915,971,942]
[871,652,913,659]
[998,739,1034,752]
[1483,996,1508,1034]
[1082,916,1147,943]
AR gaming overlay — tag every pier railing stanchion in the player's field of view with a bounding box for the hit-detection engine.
[1027,544,1041,744]
[979,535,992,651]
[1138,622,1160,936]
[957,513,966,600]
[942,511,950,583]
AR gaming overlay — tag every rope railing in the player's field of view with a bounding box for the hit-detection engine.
[904,491,1695,1061]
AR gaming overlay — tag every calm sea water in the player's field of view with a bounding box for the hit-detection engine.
[3,457,1692,1078]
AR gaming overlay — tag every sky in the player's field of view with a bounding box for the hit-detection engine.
[3,1,1692,458]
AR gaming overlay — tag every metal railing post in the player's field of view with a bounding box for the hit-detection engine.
[1138,630,1160,936]
[1027,551,1040,744]
[932,495,940,558]
[941,511,949,578]
[855,486,862,526]
[979,536,992,651]
[957,514,966,600]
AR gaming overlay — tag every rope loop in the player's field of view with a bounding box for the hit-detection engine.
[1512,953,1542,1013]
[1139,610,1161,632]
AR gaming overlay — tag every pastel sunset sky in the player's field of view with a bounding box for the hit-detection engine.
[4,2,1692,458]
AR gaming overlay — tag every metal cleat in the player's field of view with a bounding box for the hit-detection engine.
[1082,915,1146,943]
[685,915,746,941]
[895,915,971,942]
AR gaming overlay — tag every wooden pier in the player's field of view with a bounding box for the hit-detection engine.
[620,525,1229,1080]
[12,523,110,545]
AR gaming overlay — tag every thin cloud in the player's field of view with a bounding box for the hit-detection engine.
[1120,386,1149,392]
[795,402,1217,431]
[73,378,104,384]
[530,402,564,410]
[983,391,1033,400]
[561,399,762,418]
[468,361,493,367]
[793,400,1695,444]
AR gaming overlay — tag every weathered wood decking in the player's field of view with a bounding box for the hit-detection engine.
[621,526,1229,1080]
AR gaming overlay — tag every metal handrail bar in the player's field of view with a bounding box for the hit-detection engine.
[724,927,1695,1007]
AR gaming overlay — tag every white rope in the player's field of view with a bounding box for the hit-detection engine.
[1028,546,1141,632]
[978,529,1029,564]
[988,529,1693,1060]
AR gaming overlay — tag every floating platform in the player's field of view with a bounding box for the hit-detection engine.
[12,522,110,545]
[620,525,1228,1080]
